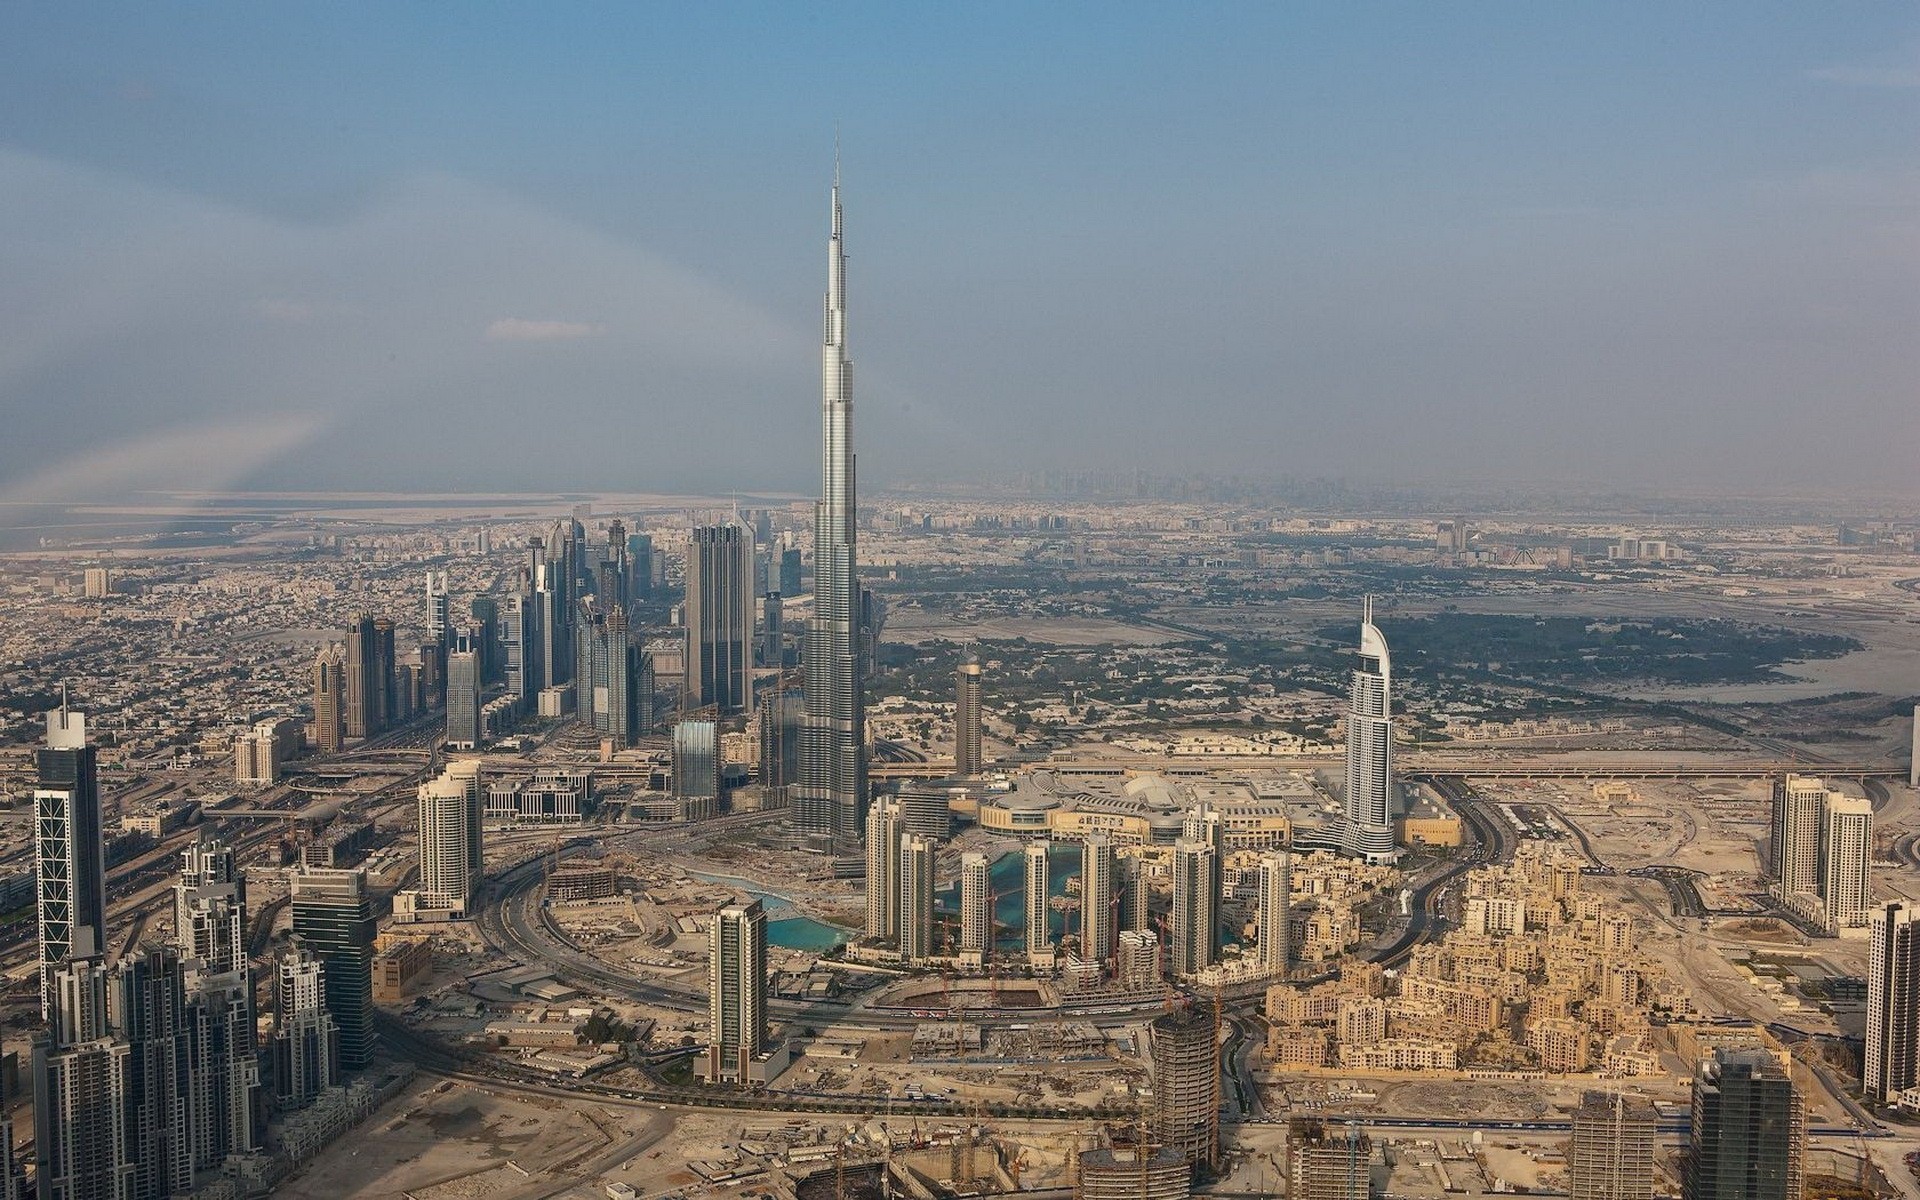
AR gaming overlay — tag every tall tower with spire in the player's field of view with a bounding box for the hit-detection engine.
[795,162,867,846]
[1340,596,1400,864]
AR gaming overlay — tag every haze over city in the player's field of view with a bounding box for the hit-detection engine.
[2,5,1918,501]
[4,9,1920,1200]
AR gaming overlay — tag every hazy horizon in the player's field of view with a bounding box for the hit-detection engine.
[2,6,1916,503]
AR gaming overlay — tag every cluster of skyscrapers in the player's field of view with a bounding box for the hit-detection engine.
[25,697,382,1199]
[1767,773,1873,933]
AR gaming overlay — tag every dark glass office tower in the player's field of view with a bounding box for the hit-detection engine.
[288,868,376,1070]
[35,701,107,1019]
[685,523,755,715]
[795,171,867,846]
[1686,1048,1805,1200]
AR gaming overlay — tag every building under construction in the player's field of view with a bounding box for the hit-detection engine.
[1567,1091,1657,1200]
[1288,1119,1372,1200]
[1150,1008,1220,1177]
[1076,1141,1190,1200]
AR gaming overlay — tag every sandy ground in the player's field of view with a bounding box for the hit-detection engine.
[278,1078,675,1200]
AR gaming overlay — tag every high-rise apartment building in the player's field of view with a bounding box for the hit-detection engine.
[1771,774,1873,931]
[1125,856,1153,934]
[1081,836,1115,966]
[36,700,108,1019]
[311,645,345,753]
[272,941,338,1108]
[1287,1119,1371,1200]
[1822,794,1872,932]
[1170,838,1217,977]
[1026,842,1054,968]
[289,867,375,1070]
[1259,847,1292,976]
[954,660,983,777]
[33,952,133,1200]
[865,798,903,943]
[1182,803,1226,959]
[1119,929,1160,984]
[414,761,484,917]
[899,835,936,963]
[1771,774,1827,898]
[1340,598,1398,863]
[1151,1008,1220,1176]
[795,173,867,846]
[82,567,112,599]
[1685,1049,1804,1200]
[705,900,768,1084]
[1568,1092,1657,1200]
[1867,902,1920,1106]
[960,851,991,961]
[685,523,755,715]
[110,945,196,1200]
[174,836,259,1168]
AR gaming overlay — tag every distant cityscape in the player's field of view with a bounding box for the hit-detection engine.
[1,181,1918,1200]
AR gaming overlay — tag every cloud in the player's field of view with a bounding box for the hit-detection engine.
[484,317,607,342]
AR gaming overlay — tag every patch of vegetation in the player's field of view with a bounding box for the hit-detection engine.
[1329,613,1860,687]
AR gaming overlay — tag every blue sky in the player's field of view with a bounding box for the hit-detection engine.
[1,4,1915,499]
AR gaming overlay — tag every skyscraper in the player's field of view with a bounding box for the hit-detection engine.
[1258,847,1292,976]
[685,522,755,714]
[1080,836,1115,966]
[446,625,482,750]
[1821,793,1872,932]
[795,170,867,846]
[109,945,196,1200]
[289,868,375,1070]
[1771,775,1873,931]
[705,900,768,1084]
[899,835,935,963]
[1867,902,1920,1106]
[1685,1049,1804,1200]
[502,589,534,705]
[954,659,983,777]
[174,836,259,1168]
[33,952,133,1200]
[758,688,804,806]
[273,941,338,1108]
[36,700,107,1019]
[1151,1008,1220,1176]
[673,720,720,822]
[1568,1091,1658,1200]
[1170,837,1216,977]
[1182,802,1226,959]
[628,531,655,602]
[424,570,449,647]
[1125,856,1153,934]
[1340,598,1398,863]
[344,614,375,739]
[1026,841,1054,967]
[1770,774,1826,898]
[864,798,903,943]
[960,851,991,962]
[311,645,345,753]
[415,761,484,918]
